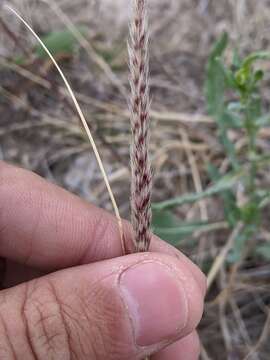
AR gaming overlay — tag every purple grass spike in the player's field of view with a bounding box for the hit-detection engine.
[129,0,152,253]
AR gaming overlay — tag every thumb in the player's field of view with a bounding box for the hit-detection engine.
[0,253,205,360]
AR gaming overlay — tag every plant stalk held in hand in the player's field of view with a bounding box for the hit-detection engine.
[129,0,152,253]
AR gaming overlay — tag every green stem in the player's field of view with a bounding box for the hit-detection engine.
[243,96,257,196]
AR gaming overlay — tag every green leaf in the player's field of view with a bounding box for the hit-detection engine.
[228,224,256,263]
[248,94,262,119]
[217,113,239,169]
[256,244,270,260]
[254,70,264,83]
[242,51,270,68]
[227,102,244,112]
[205,32,228,116]
[232,48,241,69]
[209,32,229,59]
[152,209,180,229]
[152,171,243,211]
[154,223,209,246]
[235,51,270,91]
[207,164,240,226]
[222,110,242,128]
[152,209,208,245]
[255,114,270,126]
[206,163,220,180]
[35,26,87,59]
[240,202,260,224]
[223,193,241,227]
[205,33,240,170]
[219,58,237,89]
[235,66,251,87]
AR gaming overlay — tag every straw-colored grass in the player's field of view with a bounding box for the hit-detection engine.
[5,4,124,253]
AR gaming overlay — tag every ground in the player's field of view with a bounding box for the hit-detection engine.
[0,0,270,359]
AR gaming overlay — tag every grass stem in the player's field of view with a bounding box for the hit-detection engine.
[5,5,125,253]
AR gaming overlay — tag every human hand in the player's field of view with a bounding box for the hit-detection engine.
[0,161,205,359]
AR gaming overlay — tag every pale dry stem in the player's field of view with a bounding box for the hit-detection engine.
[5,5,125,254]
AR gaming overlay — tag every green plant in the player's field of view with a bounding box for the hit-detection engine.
[35,27,87,59]
[14,27,87,65]
[152,33,270,262]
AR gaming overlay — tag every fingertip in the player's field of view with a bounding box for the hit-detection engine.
[150,236,207,297]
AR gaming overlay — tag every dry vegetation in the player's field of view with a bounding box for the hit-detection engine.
[1,0,270,359]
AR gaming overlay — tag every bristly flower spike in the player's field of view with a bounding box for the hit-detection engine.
[129,0,152,253]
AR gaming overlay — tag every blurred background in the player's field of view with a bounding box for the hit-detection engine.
[1,0,270,359]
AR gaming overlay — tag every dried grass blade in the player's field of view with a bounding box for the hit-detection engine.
[5,5,124,253]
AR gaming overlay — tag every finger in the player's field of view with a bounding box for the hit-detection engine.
[152,332,200,360]
[0,161,206,294]
[0,252,204,360]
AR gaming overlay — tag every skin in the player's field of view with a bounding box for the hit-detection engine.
[0,161,206,359]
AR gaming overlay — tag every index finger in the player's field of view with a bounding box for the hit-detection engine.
[0,161,205,292]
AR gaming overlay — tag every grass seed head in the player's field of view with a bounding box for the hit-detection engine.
[129,0,152,252]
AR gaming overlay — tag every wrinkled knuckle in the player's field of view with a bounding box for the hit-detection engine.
[0,276,135,360]
[21,279,72,359]
[76,278,135,360]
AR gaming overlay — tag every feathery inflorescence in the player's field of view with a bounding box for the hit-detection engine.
[129,0,152,253]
